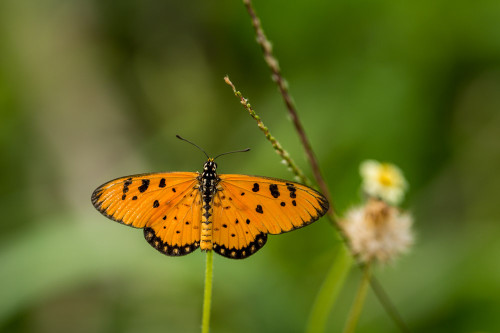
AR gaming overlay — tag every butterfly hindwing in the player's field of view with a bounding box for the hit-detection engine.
[91,172,202,256]
[144,188,202,256]
[211,174,329,259]
[211,189,267,259]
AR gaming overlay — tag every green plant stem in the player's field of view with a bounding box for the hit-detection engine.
[224,76,312,187]
[343,263,372,333]
[370,276,411,333]
[306,244,353,333]
[201,250,214,333]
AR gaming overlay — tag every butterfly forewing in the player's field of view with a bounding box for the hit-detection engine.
[91,172,202,256]
[210,175,329,258]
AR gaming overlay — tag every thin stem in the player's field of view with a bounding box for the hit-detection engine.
[242,0,334,216]
[370,276,411,333]
[306,244,353,333]
[343,263,372,333]
[201,250,214,333]
[224,76,312,187]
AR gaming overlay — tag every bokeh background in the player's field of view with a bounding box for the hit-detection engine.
[1,0,499,332]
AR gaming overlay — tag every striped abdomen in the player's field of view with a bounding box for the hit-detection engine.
[199,159,218,251]
[200,193,214,251]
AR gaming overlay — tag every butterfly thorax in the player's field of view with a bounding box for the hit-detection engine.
[198,159,219,251]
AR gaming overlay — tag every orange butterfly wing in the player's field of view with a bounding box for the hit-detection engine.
[91,172,203,256]
[211,175,329,259]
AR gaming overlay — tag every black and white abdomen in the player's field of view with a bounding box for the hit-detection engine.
[199,159,219,251]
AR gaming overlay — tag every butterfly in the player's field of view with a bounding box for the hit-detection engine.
[91,136,329,259]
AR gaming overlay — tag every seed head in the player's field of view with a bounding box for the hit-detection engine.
[341,199,414,264]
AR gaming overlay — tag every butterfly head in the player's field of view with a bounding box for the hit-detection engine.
[203,158,217,173]
[176,135,248,179]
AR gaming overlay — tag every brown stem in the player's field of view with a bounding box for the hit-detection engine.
[241,1,410,332]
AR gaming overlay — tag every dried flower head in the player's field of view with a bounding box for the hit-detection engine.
[360,160,408,205]
[341,199,413,263]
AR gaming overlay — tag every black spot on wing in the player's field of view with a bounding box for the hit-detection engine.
[269,184,280,198]
[138,179,150,193]
[256,205,263,214]
[286,183,297,198]
[159,178,166,188]
[252,183,259,192]
[123,178,132,194]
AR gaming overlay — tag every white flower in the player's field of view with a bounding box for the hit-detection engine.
[340,199,413,264]
[360,160,408,205]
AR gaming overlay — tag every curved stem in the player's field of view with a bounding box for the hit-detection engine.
[201,250,214,333]
[343,263,372,333]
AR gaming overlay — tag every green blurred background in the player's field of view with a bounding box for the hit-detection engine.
[1,0,499,332]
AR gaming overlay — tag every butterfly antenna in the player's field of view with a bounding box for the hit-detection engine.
[176,135,210,159]
[214,148,251,160]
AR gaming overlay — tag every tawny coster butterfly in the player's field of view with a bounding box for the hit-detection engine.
[91,136,329,259]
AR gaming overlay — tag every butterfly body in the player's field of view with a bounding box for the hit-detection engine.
[199,158,219,251]
[92,158,329,259]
